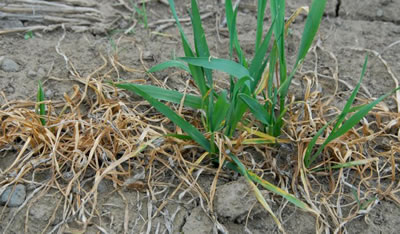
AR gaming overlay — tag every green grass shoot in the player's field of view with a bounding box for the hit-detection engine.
[24,31,34,40]
[36,81,46,126]
[304,55,400,168]
[131,0,148,28]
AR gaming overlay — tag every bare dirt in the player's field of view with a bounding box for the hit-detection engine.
[1,0,400,233]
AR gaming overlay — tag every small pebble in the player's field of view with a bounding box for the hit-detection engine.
[119,20,129,29]
[182,206,213,234]
[215,177,267,221]
[62,171,73,180]
[45,89,53,98]
[1,58,20,72]
[0,184,26,207]
[27,70,37,78]
[142,51,153,60]
[322,68,330,76]
[377,9,384,17]
[37,67,46,77]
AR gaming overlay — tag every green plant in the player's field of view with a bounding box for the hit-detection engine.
[24,31,34,40]
[131,0,148,29]
[238,0,326,137]
[304,56,400,168]
[114,0,323,229]
[36,81,46,126]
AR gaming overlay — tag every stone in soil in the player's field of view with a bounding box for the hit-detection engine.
[214,177,267,222]
[0,184,26,207]
[0,20,23,29]
[0,57,20,72]
[182,206,214,234]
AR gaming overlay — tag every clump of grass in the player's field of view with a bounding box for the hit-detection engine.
[113,0,399,231]
[304,56,400,168]
[115,0,324,229]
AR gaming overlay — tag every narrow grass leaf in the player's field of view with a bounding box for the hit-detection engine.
[227,153,316,218]
[332,55,368,134]
[232,76,252,98]
[211,91,229,131]
[121,84,212,152]
[36,81,46,126]
[312,158,378,172]
[239,94,270,125]
[295,0,326,65]
[207,88,215,133]
[270,0,287,89]
[255,0,268,50]
[247,177,284,233]
[360,197,378,210]
[306,86,400,167]
[183,46,208,96]
[270,0,285,42]
[225,0,235,58]
[247,171,316,214]
[168,0,208,96]
[165,133,193,141]
[148,60,190,73]
[249,20,275,90]
[284,7,309,36]
[242,138,290,145]
[304,120,332,167]
[179,57,251,80]
[267,46,278,98]
[168,0,190,46]
[236,138,274,144]
[227,153,284,232]
[225,0,247,67]
[279,0,326,109]
[238,125,289,143]
[115,83,202,109]
[190,0,213,86]
[328,87,400,141]
[224,84,251,137]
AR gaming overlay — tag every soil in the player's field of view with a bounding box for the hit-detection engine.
[1,0,400,233]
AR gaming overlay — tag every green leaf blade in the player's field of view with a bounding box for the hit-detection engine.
[148,60,190,73]
[211,91,229,131]
[255,0,268,50]
[249,19,275,90]
[190,0,213,86]
[332,55,368,133]
[225,0,247,67]
[120,83,212,152]
[168,0,208,96]
[37,81,46,126]
[239,94,270,125]
[227,153,314,213]
[115,83,202,109]
[329,87,400,141]
[179,57,251,80]
[295,0,326,65]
